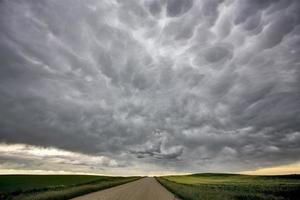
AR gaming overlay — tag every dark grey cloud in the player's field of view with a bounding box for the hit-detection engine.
[0,0,300,174]
[166,0,193,17]
[130,130,184,160]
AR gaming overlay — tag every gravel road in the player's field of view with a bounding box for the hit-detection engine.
[71,177,178,200]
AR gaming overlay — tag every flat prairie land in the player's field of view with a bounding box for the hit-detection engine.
[2,173,300,200]
[0,175,105,193]
[0,175,139,200]
[157,173,300,200]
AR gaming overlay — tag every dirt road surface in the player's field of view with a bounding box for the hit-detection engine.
[72,177,178,200]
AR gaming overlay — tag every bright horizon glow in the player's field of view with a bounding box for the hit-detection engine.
[240,162,300,175]
[1,165,300,176]
[0,168,192,177]
[1,143,299,176]
[1,168,299,176]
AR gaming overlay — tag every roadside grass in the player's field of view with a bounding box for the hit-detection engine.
[0,175,140,200]
[157,173,300,200]
[0,175,105,193]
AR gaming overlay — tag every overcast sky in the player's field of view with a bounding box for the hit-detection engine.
[0,0,300,175]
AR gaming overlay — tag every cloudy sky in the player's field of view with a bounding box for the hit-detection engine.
[0,0,300,176]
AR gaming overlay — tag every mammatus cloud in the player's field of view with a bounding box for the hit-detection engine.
[130,130,184,160]
[0,0,300,175]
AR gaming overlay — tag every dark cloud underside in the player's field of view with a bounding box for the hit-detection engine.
[0,0,300,174]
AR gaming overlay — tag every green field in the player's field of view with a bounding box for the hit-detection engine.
[157,173,300,200]
[0,175,139,200]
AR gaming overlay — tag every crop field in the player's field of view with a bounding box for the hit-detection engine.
[0,175,139,200]
[157,173,300,200]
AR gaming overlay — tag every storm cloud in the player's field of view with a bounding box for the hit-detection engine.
[0,0,300,175]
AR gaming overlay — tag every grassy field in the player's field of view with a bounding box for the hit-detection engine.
[0,175,140,200]
[157,173,300,200]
